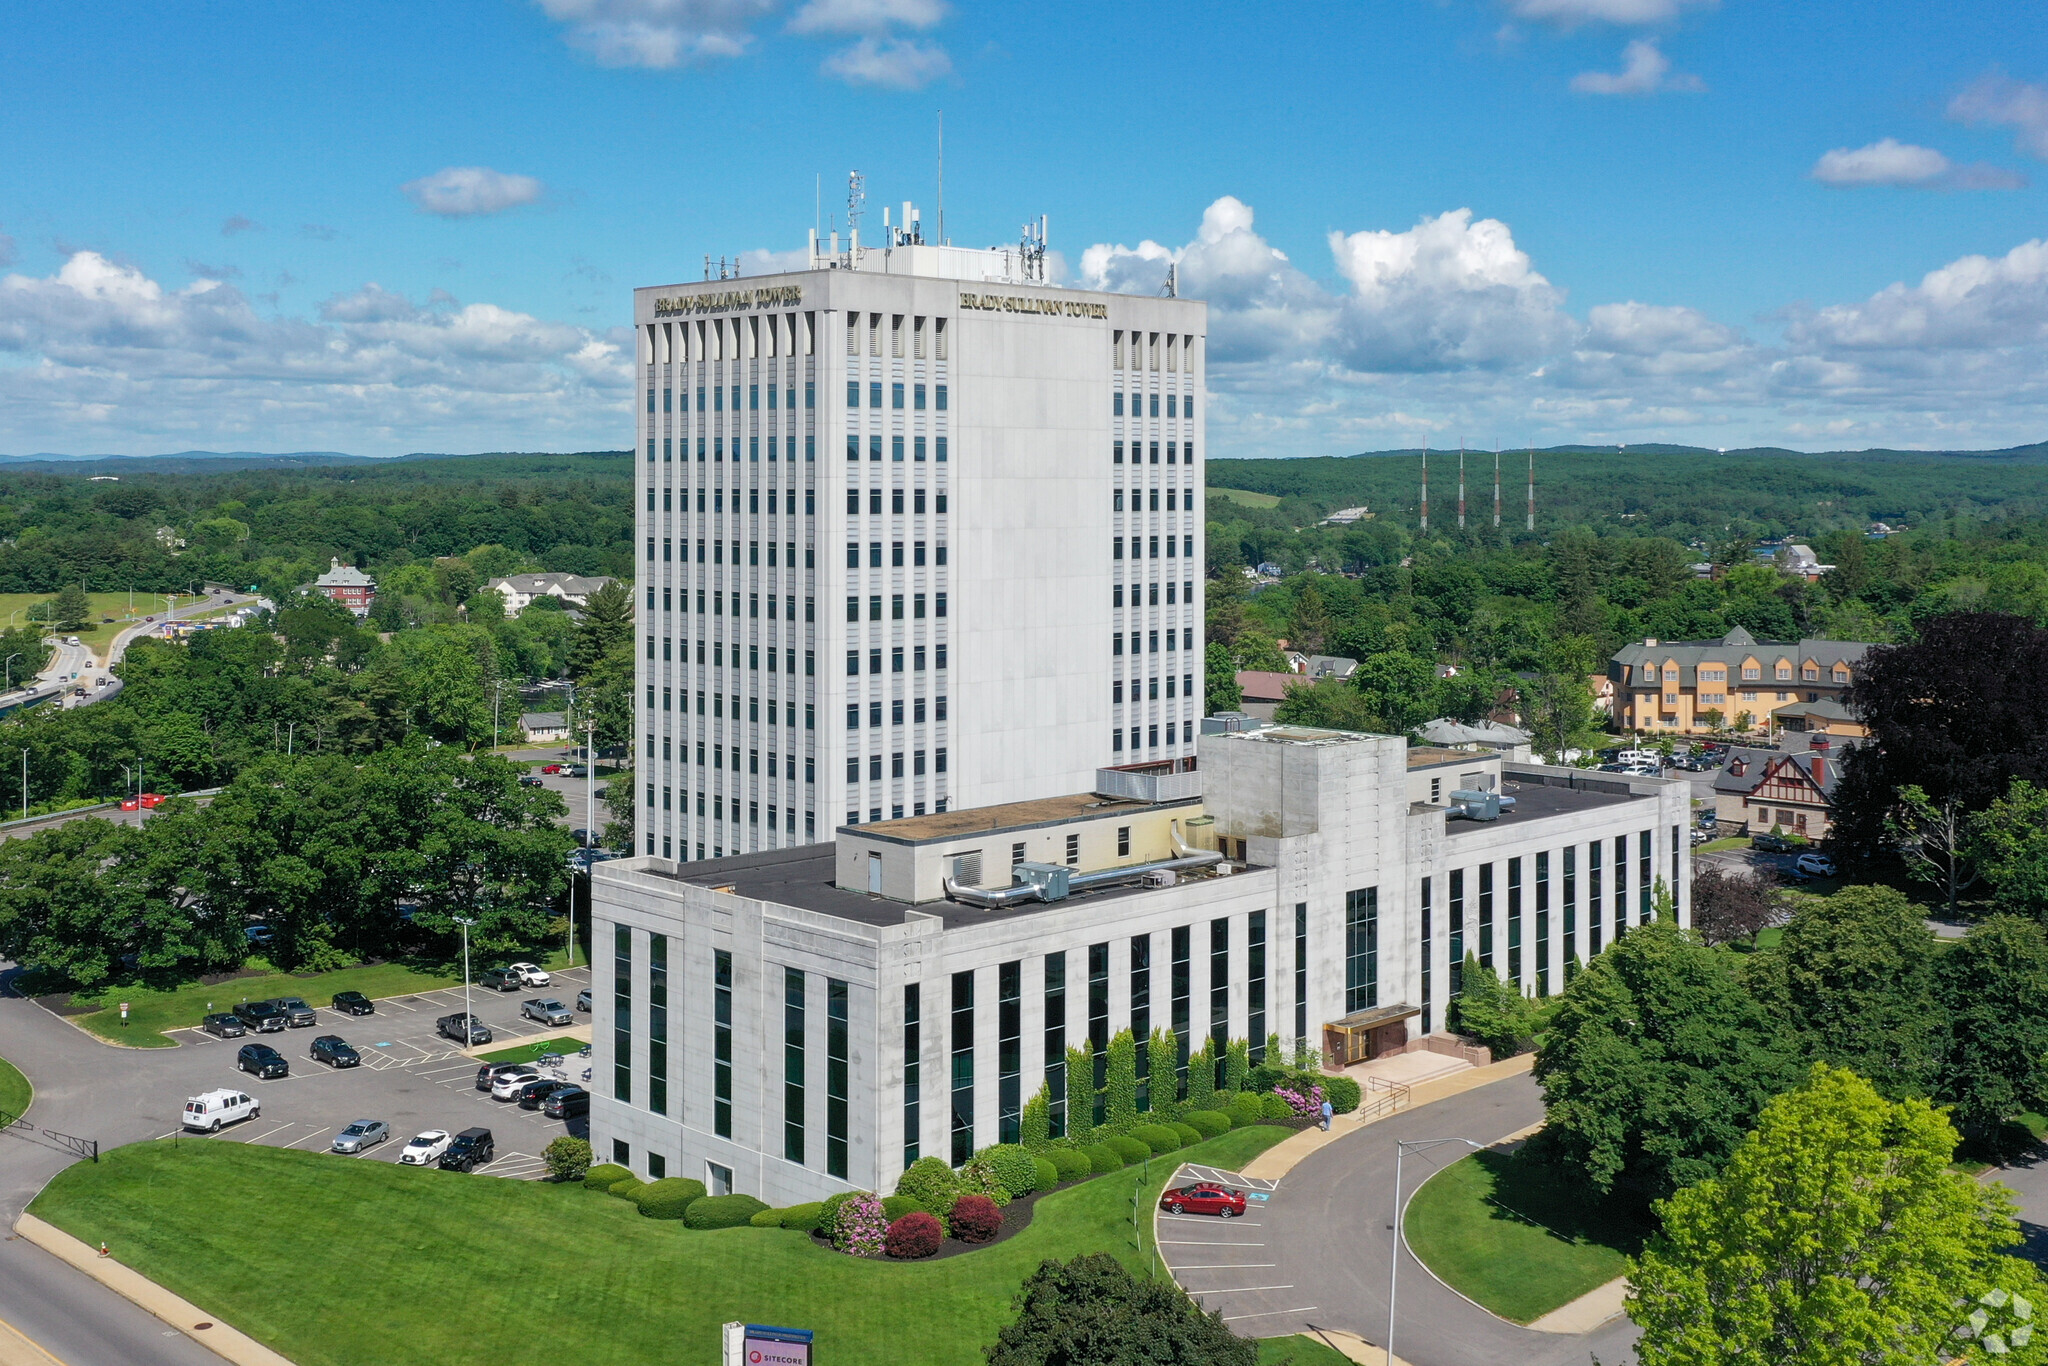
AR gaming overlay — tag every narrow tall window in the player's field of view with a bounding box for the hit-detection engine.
[1130,934,1152,1111]
[1563,846,1578,973]
[950,970,975,1166]
[1043,953,1067,1138]
[1344,889,1378,1011]
[827,978,849,1178]
[1671,824,1683,922]
[613,926,632,1104]
[1419,877,1434,1034]
[1614,835,1630,935]
[902,984,921,1168]
[1247,911,1267,1060]
[1535,852,1551,998]
[1209,918,1230,1065]
[1088,942,1109,1126]
[1478,864,1495,969]
[1293,903,1307,1053]
[998,961,1022,1144]
[1640,830,1654,921]
[1172,926,1191,1092]
[713,949,732,1138]
[784,968,806,1165]
[1589,841,1605,955]
[1507,857,1524,986]
[1450,870,1466,998]
[648,933,669,1116]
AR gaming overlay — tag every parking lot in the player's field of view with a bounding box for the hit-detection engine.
[1152,1162,1297,1328]
[150,962,594,1179]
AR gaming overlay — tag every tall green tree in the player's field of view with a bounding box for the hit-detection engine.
[1971,778,2048,920]
[1629,1063,2048,1366]
[1350,650,1439,734]
[1204,642,1241,714]
[569,578,633,678]
[1933,916,2048,1144]
[1887,785,1980,920]
[1450,954,1541,1055]
[0,819,139,989]
[989,1255,1257,1366]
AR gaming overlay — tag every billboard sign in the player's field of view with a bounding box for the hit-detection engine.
[724,1322,813,1366]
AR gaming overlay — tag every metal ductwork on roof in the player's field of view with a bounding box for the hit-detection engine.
[1446,789,1501,821]
[943,820,1225,909]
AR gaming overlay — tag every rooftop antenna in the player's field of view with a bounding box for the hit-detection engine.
[703,254,710,282]
[936,110,945,247]
[1526,444,1535,532]
[1020,214,1047,282]
[1493,443,1501,529]
[847,170,865,237]
[1162,262,1178,298]
[1457,443,1467,529]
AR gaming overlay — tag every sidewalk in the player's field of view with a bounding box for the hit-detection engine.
[14,1211,293,1365]
[1242,1054,1537,1182]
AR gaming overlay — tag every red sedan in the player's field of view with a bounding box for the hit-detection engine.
[138,792,166,808]
[541,763,564,774]
[1160,1183,1248,1218]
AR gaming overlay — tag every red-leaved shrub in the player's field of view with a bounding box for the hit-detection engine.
[885,1211,942,1259]
[949,1193,1001,1243]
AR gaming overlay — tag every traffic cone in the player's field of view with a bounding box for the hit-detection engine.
[97,1242,109,1258]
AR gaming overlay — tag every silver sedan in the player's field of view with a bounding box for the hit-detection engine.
[331,1119,390,1154]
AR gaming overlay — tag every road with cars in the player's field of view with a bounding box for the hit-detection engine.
[0,956,593,1364]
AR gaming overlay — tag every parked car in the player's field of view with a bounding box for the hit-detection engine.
[1794,852,1837,877]
[183,1089,258,1132]
[517,774,545,788]
[330,990,375,1016]
[276,996,316,1027]
[438,1127,496,1172]
[437,1013,493,1045]
[541,763,563,774]
[201,1012,246,1039]
[521,998,573,1026]
[1752,833,1795,853]
[476,1062,531,1091]
[236,1043,289,1080]
[492,1068,542,1101]
[1622,763,1660,777]
[243,923,273,946]
[574,989,592,1012]
[565,764,589,778]
[138,792,166,808]
[399,1129,453,1165]
[1159,1183,1248,1218]
[310,1034,360,1068]
[542,1086,590,1120]
[478,967,522,992]
[331,1119,390,1154]
[1691,827,1715,845]
[517,1078,577,1109]
[508,962,552,987]
[231,999,287,1033]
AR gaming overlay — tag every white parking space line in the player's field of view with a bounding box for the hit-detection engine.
[1220,1307,1317,1323]
[282,1127,333,1150]
[239,1122,295,1144]
[379,998,420,1012]
[1183,1284,1295,1295]
[1159,1240,1266,1247]
[1158,1215,1263,1226]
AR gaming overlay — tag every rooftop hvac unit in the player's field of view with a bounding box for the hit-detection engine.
[1448,789,1501,821]
[1011,862,1072,901]
[1144,868,1178,888]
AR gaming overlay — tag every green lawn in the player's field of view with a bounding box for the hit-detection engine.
[0,1055,31,1120]
[32,1125,1291,1366]
[0,591,177,662]
[477,1036,590,1066]
[1695,836,1750,853]
[1403,1148,1645,1324]
[63,946,580,1047]
[1212,488,1282,509]
[1258,1335,1359,1365]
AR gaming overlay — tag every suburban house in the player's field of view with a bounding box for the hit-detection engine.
[488,572,615,616]
[311,559,375,618]
[1609,626,1871,735]
[1416,717,1533,760]
[521,711,571,744]
[1588,672,1616,716]
[1713,743,1851,839]
[1235,670,1301,721]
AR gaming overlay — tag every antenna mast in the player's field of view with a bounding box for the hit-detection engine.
[1457,444,1467,530]
[1526,445,1535,532]
[1493,444,1502,529]
[1419,445,1429,535]
[1020,215,1047,282]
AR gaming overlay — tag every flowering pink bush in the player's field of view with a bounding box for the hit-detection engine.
[1273,1083,1325,1118]
[831,1191,889,1257]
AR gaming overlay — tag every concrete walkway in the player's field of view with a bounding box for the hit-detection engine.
[1242,1055,1535,1183]
[1528,1277,1630,1334]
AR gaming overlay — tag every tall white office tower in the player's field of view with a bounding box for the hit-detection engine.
[630,210,1208,861]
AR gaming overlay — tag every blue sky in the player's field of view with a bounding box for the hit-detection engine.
[1,0,2045,457]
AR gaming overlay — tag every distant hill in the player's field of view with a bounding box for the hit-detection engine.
[0,449,631,476]
[0,449,368,465]
[1217,440,2048,465]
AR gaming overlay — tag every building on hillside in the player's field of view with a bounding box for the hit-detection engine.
[1588,673,1616,716]
[1234,670,1300,721]
[311,559,375,618]
[489,572,616,616]
[1712,744,1852,839]
[631,213,1206,859]
[1777,544,1834,581]
[521,712,571,744]
[1303,654,1358,680]
[588,723,1691,1203]
[1608,626,1870,735]
[1321,506,1370,526]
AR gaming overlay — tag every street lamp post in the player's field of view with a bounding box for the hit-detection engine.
[455,916,476,1040]
[18,748,26,820]
[3,652,18,693]
[1386,1138,1485,1366]
[584,721,596,849]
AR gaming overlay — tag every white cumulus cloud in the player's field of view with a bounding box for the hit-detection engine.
[535,0,775,67]
[820,35,950,88]
[788,0,945,35]
[1507,0,1715,27]
[1810,138,2025,190]
[1949,72,2048,161]
[1784,238,2048,352]
[402,167,546,217]
[1570,38,1703,95]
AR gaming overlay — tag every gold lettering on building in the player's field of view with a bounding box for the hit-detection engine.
[958,292,1109,319]
[652,285,804,316]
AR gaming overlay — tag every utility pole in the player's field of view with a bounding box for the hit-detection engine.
[584,721,597,849]
[3,653,18,693]
[18,748,25,820]
[1418,447,1428,535]
[1387,1138,1484,1366]
[456,916,475,1038]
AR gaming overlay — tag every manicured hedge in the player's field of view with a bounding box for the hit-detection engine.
[1050,1148,1094,1182]
[1182,1110,1231,1137]
[1260,1093,1295,1120]
[1132,1124,1183,1155]
[1083,1143,1124,1175]
[1226,1092,1266,1127]
[1106,1135,1153,1166]
[780,1201,826,1232]
[608,1177,646,1200]
[950,1193,1002,1243]
[819,1191,855,1229]
[880,1195,925,1222]
[886,1211,942,1259]
[1323,1075,1362,1114]
[683,1194,770,1229]
[894,1155,962,1218]
[1031,1155,1060,1191]
[582,1163,632,1190]
[749,1208,784,1228]
[979,1143,1042,1198]
[1169,1122,1203,1146]
[632,1177,706,1219]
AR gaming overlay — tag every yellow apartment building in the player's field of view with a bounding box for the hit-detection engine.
[1607,626,1871,735]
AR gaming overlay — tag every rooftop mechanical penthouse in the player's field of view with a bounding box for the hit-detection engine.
[632,206,1207,866]
[589,723,1692,1206]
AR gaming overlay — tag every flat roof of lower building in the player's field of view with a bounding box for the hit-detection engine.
[1438,769,1650,839]
[843,791,1198,848]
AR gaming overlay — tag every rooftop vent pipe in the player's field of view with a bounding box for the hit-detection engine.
[944,821,1225,908]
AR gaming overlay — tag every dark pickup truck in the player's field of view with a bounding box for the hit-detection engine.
[437,1013,493,1045]
[231,999,288,1033]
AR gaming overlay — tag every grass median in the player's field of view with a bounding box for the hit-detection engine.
[59,946,582,1047]
[1403,1147,1645,1324]
[32,1124,1290,1366]
[0,1055,31,1119]
[476,1035,591,1066]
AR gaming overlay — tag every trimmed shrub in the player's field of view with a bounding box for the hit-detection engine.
[1106,1134,1152,1166]
[950,1193,1002,1243]
[819,1190,855,1230]
[1226,1091,1265,1127]
[1260,1092,1294,1120]
[542,1135,592,1183]
[1323,1075,1363,1115]
[683,1194,770,1229]
[1050,1147,1094,1182]
[960,1158,1010,1206]
[1182,1109,1231,1137]
[831,1191,890,1256]
[1246,1062,1285,1095]
[1083,1143,1123,1175]
[1147,1029,1181,1121]
[1170,1122,1203,1146]
[894,1155,963,1219]
[881,1195,925,1222]
[780,1202,827,1232]
[886,1211,943,1259]
[632,1177,707,1219]
[608,1177,645,1200]
[1185,1041,1219,1114]
[1020,1085,1052,1149]
[749,1207,784,1228]
[582,1163,631,1191]
[1103,1030,1139,1132]
[1224,1038,1251,1094]
[1132,1124,1182,1155]
[1032,1155,1060,1191]
[979,1143,1042,1199]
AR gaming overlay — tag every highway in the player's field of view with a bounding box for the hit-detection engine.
[0,590,254,718]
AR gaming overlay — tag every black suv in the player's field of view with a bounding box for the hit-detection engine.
[437,1013,492,1045]
[478,967,521,992]
[236,1043,288,1079]
[231,1000,287,1033]
[310,1035,360,1068]
[201,1012,245,1039]
[517,1078,575,1110]
[276,997,316,1028]
[438,1127,495,1172]
[541,1086,590,1120]
[330,991,375,1016]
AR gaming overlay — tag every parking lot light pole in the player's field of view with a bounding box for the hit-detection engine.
[455,916,476,1039]
[1387,1138,1484,1366]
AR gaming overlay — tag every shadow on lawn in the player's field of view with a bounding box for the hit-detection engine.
[1472,1148,1653,1257]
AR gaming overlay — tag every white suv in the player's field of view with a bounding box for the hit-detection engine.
[508,962,551,987]
[183,1089,258,1132]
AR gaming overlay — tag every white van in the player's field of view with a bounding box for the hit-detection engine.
[1616,749,1662,768]
[183,1089,259,1132]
